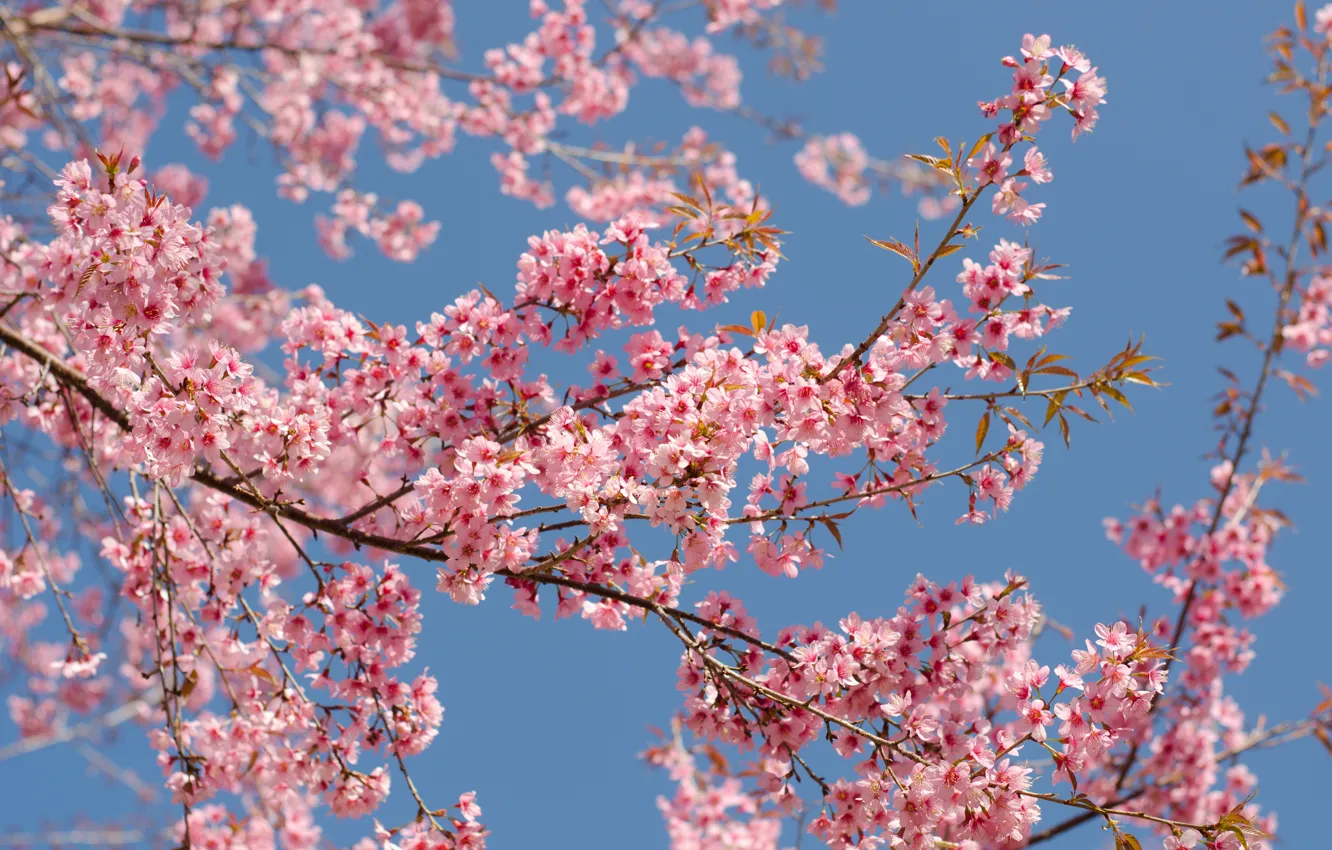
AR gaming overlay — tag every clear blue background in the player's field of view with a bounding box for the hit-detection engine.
[3,2,1328,847]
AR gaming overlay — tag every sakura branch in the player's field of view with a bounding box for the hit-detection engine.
[0,29,1118,845]
[1085,9,1332,844]
[0,5,1327,850]
[0,0,907,263]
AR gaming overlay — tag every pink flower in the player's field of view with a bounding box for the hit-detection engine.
[795,133,871,205]
[1023,146,1053,183]
[1021,33,1055,61]
[1063,67,1108,110]
[50,652,107,679]
[992,177,1045,224]
[969,143,1013,187]
[1164,829,1202,850]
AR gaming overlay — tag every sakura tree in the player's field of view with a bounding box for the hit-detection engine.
[0,2,1328,849]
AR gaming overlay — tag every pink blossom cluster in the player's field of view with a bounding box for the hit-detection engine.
[663,572,1172,849]
[644,727,784,850]
[1,25,1091,693]
[952,239,1072,390]
[701,0,785,34]
[792,137,959,218]
[795,134,873,206]
[566,169,677,220]
[962,35,1107,227]
[1280,272,1332,366]
[0,484,110,710]
[564,128,760,225]
[34,157,330,486]
[98,492,462,834]
[0,0,910,264]
[0,87,1084,834]
[1315,4,1332,40]
[317,190,442,262]
[622,26,743,110]
[792,31,1106,220]
[1101,459,1287,840]
[2,17,1321,850]
[204,204,296,352]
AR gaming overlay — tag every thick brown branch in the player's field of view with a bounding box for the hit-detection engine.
[0,320,791,660]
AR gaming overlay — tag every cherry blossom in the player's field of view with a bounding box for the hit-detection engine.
[0,6,1326,850]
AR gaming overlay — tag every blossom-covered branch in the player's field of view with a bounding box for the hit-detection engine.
[0,4,1326,850]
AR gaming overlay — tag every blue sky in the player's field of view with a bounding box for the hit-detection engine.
[3,2,1329,848]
